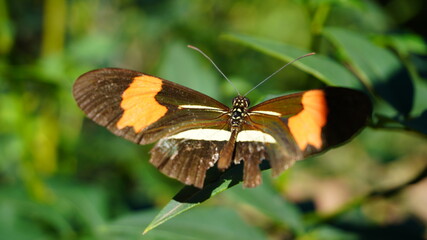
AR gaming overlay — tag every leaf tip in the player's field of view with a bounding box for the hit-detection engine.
[142,226,152,235]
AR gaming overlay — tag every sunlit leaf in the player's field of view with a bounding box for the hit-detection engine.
[143,180,231,234]
[224,33,363,89]
[111,207,267,240]
[144,161,272,233]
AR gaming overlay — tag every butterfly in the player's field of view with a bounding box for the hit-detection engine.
[73,52,372,189]
[73,68,372,188]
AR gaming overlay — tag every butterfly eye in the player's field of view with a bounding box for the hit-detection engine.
[243,97,250,108]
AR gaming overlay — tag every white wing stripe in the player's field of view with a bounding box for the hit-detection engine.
[250,110,282,117]
[178,105,226,111]
[167,129,276,143]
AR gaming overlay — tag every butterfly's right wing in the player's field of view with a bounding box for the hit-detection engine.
[73,68,232,188]
[73,68,231,144]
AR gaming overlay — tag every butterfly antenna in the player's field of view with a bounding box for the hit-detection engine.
[243,52,316,97]
[188,45,240,95]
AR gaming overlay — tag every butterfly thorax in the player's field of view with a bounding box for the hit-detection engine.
[230,96,250,128]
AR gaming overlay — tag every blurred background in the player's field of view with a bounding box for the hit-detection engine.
[1,0,427,239]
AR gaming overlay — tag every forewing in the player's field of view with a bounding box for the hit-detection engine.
[249,87,372,156]
[73,68,230,145]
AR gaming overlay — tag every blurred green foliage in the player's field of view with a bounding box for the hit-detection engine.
[1,0,427,239]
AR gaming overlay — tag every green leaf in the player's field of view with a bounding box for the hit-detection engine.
[323,27,414,116]
[108,207,267,240]
[143,174,233,233]
[0,185,74,239]
[142,181,231,234]
[299,226,357,240]
[159,42,220,99]
[225,172,305,235]
[224,33,363,89]
[373,33,427,56]
[101,210,157,239]
[143,201,198,235]
[51,181,109,237]
[144,162,271,233]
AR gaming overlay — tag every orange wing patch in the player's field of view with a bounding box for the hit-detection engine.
[116,75,167,133]
[288,90,328,150]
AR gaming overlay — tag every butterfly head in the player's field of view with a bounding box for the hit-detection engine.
[232,96,250,108]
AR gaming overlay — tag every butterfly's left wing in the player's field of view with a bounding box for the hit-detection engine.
[238,87,372,187]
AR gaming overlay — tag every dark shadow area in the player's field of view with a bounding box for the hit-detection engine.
[331,216,425,240]
[173,161,271,203]
[373,66,414,117]
[405,110,427,135]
